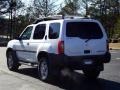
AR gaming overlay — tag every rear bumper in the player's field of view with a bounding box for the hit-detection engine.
[48,52,111,70]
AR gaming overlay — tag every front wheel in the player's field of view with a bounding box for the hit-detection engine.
[83,70,100,79]
[38,57,52,81]
[7,51,19,71]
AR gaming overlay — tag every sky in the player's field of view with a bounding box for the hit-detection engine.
[21,0,33,6]
[2,0,64,18]
[22,0,64,6]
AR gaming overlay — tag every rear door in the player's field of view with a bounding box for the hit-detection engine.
[64,21,107,56]
[28,24,46,62]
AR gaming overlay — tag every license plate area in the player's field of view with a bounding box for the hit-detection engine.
[83,59,93,65]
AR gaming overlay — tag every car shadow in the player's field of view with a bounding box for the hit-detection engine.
[17,67,120,90]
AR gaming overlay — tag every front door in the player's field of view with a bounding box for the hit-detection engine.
[15,26,33,62]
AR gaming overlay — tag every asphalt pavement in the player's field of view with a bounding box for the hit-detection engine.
[0,47,120,90]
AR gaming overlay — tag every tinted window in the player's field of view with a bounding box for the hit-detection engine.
[33,24,46,39]
[20,26,33,40]
[49,23,60,39]
[66,22,103,39]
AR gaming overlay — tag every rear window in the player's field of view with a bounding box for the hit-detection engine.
[66,22,103,39]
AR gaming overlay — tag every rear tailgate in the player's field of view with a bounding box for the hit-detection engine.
[64,20,107,56]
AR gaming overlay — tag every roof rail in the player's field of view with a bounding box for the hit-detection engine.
[33,15,91,24]
[33,17,57,24]
[33,15,63,24]
[63,16,84,19]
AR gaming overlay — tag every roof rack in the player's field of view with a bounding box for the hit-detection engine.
[33,15,63,24]
[33,15,91,24]
[33,18,56,24]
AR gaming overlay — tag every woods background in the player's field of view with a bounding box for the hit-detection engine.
[0,0,120,42]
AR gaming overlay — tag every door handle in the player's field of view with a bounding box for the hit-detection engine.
[27,43,29,45]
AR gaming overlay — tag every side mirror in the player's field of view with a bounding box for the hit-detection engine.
[17,37,22,40]
[15,36,22,40]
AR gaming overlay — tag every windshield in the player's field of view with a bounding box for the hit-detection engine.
[66,22,103,39]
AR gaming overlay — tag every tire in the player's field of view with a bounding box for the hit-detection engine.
[83,70,100,79]
[38,57,52,81]
[7,51,19,71]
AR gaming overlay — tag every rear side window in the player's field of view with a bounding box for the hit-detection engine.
[49,23,60,39]
[33,24,46,39]
[66,22,103,39]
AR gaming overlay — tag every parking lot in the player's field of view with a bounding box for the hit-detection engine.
[0,47,120,90]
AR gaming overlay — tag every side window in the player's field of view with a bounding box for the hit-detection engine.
[20,26,33,40]
[49,23,60,39]
[33,24,46,39]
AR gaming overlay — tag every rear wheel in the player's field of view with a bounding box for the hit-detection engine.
[38,57,53,81]
[7,51,19,71]
[83,70,100,79]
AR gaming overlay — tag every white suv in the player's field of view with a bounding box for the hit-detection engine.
[6,17,111,81]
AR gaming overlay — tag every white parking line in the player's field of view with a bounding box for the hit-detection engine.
[116,58,120,60]
[111,51,118,53]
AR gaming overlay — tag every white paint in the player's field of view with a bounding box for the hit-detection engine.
[111,51,118,53]
[116,58,120,60]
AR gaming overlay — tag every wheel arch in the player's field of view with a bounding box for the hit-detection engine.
[37,51,48,62]
[6,48,13,57]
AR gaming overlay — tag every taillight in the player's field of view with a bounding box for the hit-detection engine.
[58,41,64,54]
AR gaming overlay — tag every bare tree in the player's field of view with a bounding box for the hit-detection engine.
[0,0,9,16]
[0,0,24,17]
[33,0,58,17]
[59,0,80,15]
[80,0,95,16]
